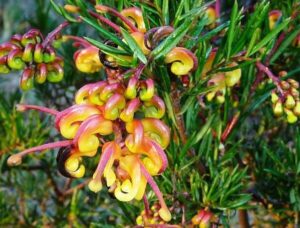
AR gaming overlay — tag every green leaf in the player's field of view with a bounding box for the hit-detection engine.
[120,28,147,64]
[225,0,239,60]
[246,28,261,56]
[151,19,192,60]
[249,18,291,56]
[199,22,230,42]
[80,16,131,53]
[173,0,185,27]
[179,114,215,158]
[162,0,169,25]
[84,37,128,55]
[270,25,300,63]
[50,0,78,22]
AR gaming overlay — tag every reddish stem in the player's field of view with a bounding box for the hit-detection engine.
[64,35,92,48]
[256,62,284,97]
[95,5,138,32]
[42,21,70,48]
[221,112,240,142]
[215,0,221,17]
[139,161,168,212]
[150,140,168,173]
[93,142,115,180]
[133,63,146,80]
[88,10,121,33]
[143,194,151,217]
[265,32,286,66]
[13,140,72,158]
[16,104,58,115]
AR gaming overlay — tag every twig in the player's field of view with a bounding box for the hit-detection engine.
[88,10,121,33]
[238,210,250,228]
[143,194,151,217]
[42,21,71,48]
[256,62,284,97]
[63,179,90,196]
[221,112,240,142]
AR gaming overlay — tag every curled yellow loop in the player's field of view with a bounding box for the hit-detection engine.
[104,93,126,120]
[269,10,282,30]
[74,115,113,155]
[131,32,150,55]
[141,118,170,149]
[165,47,197,76]
[143,95,165,119]
[114,155,143,202]
[121,7,146,33]
[74,47,102,73]
[65,153,86,178]
[58,105,101,139]
[224,62,241,87]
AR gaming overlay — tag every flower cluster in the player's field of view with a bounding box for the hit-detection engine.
[191,209,214,228]
[5,4,202,224]
[202,50,241,103]
[0,29,63,90]
[271,77,300,124]
[136,202,167,226]
[93,6,197,81]
[7,71,172,221]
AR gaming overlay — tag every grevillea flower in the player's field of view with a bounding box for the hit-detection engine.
[268,10,282,30]
[74,46,103,73]
[202,50,241,103]
[8,74,172,222]
[191,209,214,228]
[164,47,198,77]
[205,6,217,28]
[136,201,169,226]
[121,7,146,33]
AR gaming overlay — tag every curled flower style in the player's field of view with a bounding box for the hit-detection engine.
[121,7,146,33]
[269,10,282,30]
[165,47,198,77]
[202,50,242,103]
[143,95,166,119]
[74,46,103,73]
[130,32,150,55]
[8,72,172,222]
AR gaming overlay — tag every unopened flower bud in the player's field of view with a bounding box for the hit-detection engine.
[285,95,295,109]
[88,179,103,193]
[286,109,298,124]
[294,102,300,116]
[278,71,287,78]
[288,79,299,89]
[273,101,283,116]
[216,94,225,104]
[0,56,10,74]
[64,4,80,13]
[34,44,44,63]
[269,10,282,30]
[22,43,35,62]
[280,81,290,90]
[291,88,299,98]
[7,154,22,166]
[20,68,34,90]
[225,63,241,87]
[271,92,279,103]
